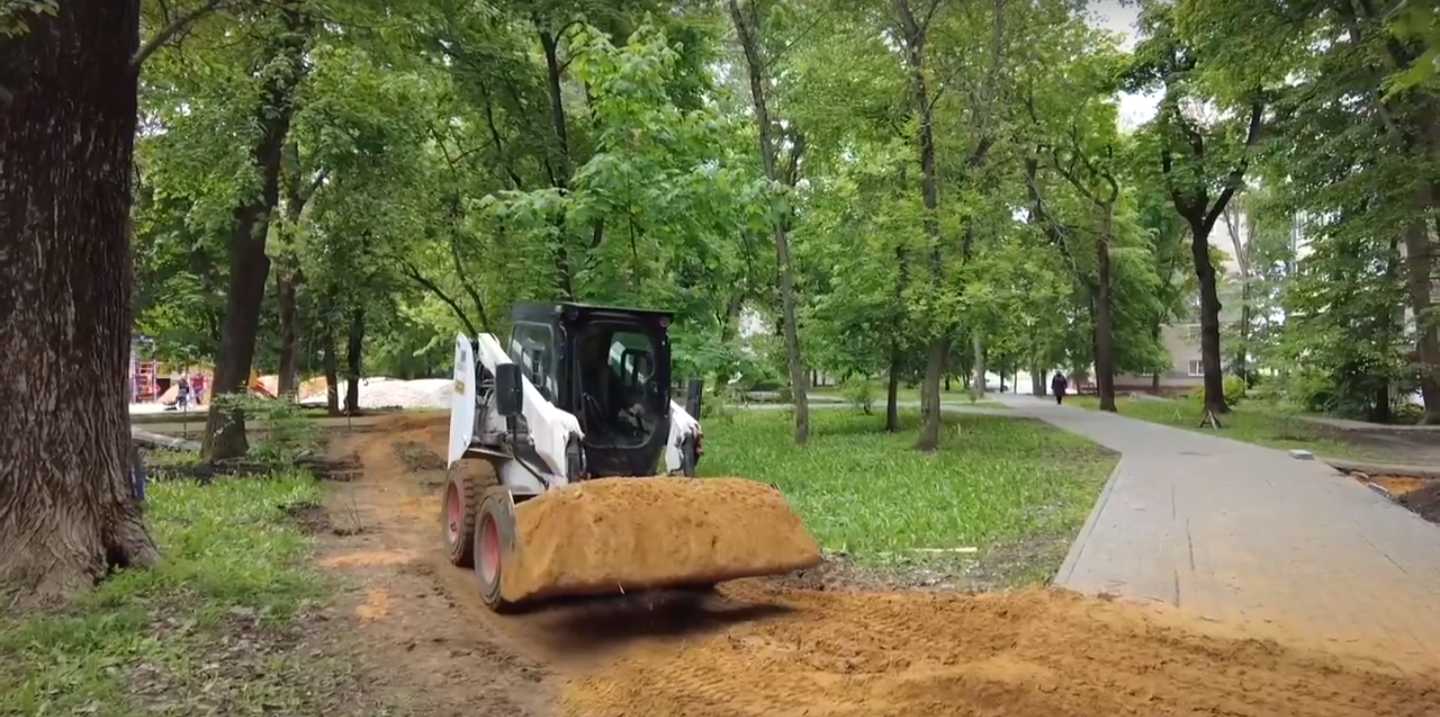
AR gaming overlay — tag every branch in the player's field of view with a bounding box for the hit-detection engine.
[1201,99,1264,233]
[131,0,231,73]
[447,236,492,332]
[481,97,525,190]
[398,259,479,337]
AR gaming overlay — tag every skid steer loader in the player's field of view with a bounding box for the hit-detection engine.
[441,302,820,612]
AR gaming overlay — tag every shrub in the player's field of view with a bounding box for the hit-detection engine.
[1222,375,1247,406]
[841,376,875,414]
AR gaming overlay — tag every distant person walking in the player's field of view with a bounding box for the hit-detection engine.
[1051,372,1069,405]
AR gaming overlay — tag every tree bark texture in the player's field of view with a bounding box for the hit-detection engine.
[1189,220,1228,415]
[344,308,365,415]
[0,0,159,606]
[728,0,810,444]
[203,3,310,459]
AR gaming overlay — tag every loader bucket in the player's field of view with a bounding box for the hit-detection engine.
[497,477,821,605]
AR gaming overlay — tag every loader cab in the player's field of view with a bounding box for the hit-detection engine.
[506,302,674,478]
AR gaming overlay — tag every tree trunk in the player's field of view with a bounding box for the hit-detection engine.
[970,334,986,400]
[1404,214,1440,424]
[1032,368,1047,396]
[276,270,300,398]
[893,0,946,451]
[276,142,311,400]
[728,0,809,444]
[885,342,902,433]
[537,26,576,299]
[344,308,365,415]
[202,3,309,459]
[1095,210,1118,412]
[322,328,341,416]
[1369,383,1393,424]
[1151,323,1163,392]
[1189,221,1229,415]
[0,0,158,606]
[916,340,949,450]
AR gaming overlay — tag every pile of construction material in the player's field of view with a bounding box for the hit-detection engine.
[271,375,452,410]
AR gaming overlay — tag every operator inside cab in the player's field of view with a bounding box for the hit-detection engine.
[575,328,657,444]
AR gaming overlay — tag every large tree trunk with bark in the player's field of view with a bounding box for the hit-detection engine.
[344,308,365,415]
[1188,221,1229,416]
[0,0,159,607]
[203,3,310,459]
[728,0,809,444]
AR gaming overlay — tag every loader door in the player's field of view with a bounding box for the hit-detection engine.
[507,321,558,403]
[571,322,671,476]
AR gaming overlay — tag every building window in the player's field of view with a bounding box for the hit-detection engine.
[1187,360,1204,377]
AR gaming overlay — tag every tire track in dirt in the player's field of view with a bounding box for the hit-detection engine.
[318,413,1440,717]
[313,413,781,715]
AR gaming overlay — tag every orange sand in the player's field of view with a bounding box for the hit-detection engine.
[561,582,1440,717]
[501,478,822,602]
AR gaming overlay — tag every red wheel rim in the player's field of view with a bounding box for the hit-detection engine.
[480,513,500,585]
[445,483,461,542]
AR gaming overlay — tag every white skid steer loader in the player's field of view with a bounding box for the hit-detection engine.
[440,302,820,612]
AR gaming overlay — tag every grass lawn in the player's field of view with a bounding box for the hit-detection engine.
[0,473,357,717]
[1065,395,1395,460]
[698,409,1116,586]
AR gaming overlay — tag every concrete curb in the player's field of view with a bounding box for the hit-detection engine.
[1318,456,1440,480]
[1053,456,1125,588]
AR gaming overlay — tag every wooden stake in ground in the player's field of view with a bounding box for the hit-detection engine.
[0,0,158,607]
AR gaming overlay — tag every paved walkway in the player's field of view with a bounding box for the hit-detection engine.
[997,394,1440,662]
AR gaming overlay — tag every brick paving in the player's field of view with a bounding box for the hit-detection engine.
[997,394,1440,663]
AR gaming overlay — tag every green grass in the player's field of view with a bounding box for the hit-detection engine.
[698,409,1115,584]
[0,473,347,717]
[1065,395,1393,459]
[807,380,1006,406]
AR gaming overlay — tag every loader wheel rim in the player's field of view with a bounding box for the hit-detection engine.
[445,483,461,543]
[480,513,500,586]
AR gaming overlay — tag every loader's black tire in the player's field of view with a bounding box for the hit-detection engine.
[441,467,478,568]
[475,486,521,613]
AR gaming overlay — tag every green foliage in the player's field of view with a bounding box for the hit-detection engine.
[211,394,320,465]
[0,474,333,716]
[840,375,876,414]
[0,0,55,37]
[1222,374,1246,406]
[123,0,1440,449]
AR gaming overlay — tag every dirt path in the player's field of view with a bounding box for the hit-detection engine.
[315,414,1440,717]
